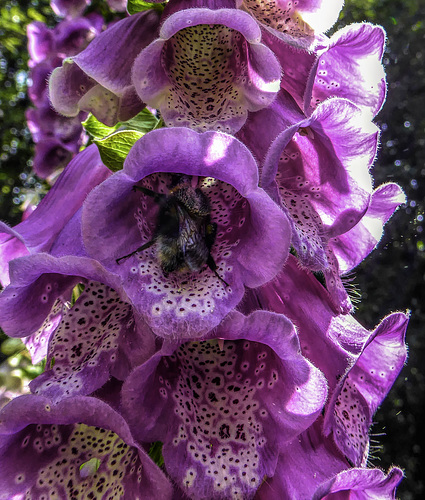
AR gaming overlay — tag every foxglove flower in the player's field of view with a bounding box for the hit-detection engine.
[82,128,291,338]
[241,256,408,466]
[50,11,161,125]
[305,23,387,117]
[121,310,328,499]
[259,22,386,117]
[241,93,380,311]
[0,145,109,286]
[256,417,403,499]
[0,395,173,499]
[237,0,343,49]
[312,466,403,499]
[132,7,281,133]
[0,252,156,401]
[27,14,103,177]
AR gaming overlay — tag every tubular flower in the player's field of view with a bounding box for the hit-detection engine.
[82,128,291,338]
[0,254,155,401]
[132,8,281,133]
[49,11,161,126]
[256,417,404,499]
[241,256,408,467]
[0,145,109,286]
[243,93,381,312]
[121,310,327,499]
[0,395,173,499]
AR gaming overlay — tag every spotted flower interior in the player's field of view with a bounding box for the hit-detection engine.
[129,173,247,319]
[242,0,313,37]
[162,24,247,132]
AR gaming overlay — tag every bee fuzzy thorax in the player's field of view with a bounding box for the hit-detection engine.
[117,177,228,286]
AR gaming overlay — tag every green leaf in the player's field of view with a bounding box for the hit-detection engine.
[122,108,160,133]
[83,109,160,140]
[127,0,165,15]
[82,114,120,139]
[94,130,144,172]
[148,442,164,467]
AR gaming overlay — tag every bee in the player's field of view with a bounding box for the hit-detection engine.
[116,177,229,287]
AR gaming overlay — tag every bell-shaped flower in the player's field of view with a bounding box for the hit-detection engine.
[259,22,386,118]
[236,0,343,50]
[49,11,161,126]
[82,128,291,338]
[241,256,409,467]
[328,182,406,275]
[121,310,328,500]
[27,21,54,65]
[256,417,403,499]
[0,253,155,400]
[0,394,173,498]
[0,144,109,286]
[53,14,104,57]
[132,7,281,133]
[241,93,380,311]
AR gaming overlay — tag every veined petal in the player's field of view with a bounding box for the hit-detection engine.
[329,183,406,273]
[323,312,408,466]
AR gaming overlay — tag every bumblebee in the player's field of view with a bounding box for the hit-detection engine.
[116,178,229,286]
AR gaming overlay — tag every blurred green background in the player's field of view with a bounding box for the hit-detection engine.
[0,0,424,498]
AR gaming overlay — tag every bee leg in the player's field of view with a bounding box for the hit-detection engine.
[116,239,156,264]
[132,185,166,204]
[207,254,230,288]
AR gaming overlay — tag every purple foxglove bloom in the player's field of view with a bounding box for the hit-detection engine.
[313,466,403,499]
[236,0,343,49]
[51,0,91,18]
[260,23,386,117]
[241,256,409,467]
[82,128,291,338]
[241,92,380,312]
[305,23,387,117]
[0,395,173,499]
[26,105,84,145]
[53,13,104,57]
[27,21,54,65]
[33,138,77,179]
[132,7,281,133]
[28,56,62,106]
[256,417,403,499]
[121,310,328,499]
[0,145,109,286]
[0,252,155,395]
[49,11,161,125]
